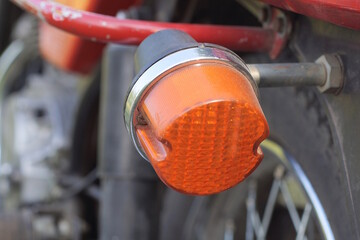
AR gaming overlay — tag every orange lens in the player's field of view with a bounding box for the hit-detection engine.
[135,62,269,195]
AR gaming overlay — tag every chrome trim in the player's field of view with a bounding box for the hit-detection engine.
[124,45,256,159]
[247,64,261,85]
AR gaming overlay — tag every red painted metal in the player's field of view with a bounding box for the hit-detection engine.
[12,0,278,53]
[264,8,291,59]
[261,0,360,30]
[39,0,139,74]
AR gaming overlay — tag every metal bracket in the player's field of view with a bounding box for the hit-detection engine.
[236,0,292,59]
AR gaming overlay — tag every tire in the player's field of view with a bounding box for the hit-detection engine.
[160,87,357,240]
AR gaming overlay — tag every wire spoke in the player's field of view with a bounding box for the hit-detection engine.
[280,180,302,230]
[246,198,255,240]
[244,165,313,240]
[262,179,281,234]
[296,204,312,240]
[224,219,235,240]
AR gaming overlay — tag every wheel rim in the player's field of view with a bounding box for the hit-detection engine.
[224,140,335,240]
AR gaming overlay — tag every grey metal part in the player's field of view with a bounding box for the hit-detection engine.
[248,62,327,87]
[0,15,77,205]
[0,15,38,173]
[99,44,160,240]
[2,65,79,204]
[248,56,343,92]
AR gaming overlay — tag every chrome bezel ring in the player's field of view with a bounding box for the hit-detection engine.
[124,45,257,160]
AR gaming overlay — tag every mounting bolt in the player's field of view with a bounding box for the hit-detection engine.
[316,54,344,94]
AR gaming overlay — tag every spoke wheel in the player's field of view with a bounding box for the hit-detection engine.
[181,140,334,240]
[235,140,333,240]
[160,85,356,240]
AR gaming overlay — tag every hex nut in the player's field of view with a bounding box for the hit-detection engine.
[316,54,344,94]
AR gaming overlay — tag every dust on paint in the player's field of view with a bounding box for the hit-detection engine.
[39,1,82,21]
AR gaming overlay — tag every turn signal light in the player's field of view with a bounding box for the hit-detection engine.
[125,30,269,195]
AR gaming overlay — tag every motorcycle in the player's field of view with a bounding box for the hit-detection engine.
[0,0,359,239]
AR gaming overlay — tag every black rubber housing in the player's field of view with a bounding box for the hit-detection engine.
[134,29,198,74]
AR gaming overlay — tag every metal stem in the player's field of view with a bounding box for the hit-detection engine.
[248,63,327,87]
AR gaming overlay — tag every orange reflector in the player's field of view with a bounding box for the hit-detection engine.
[134,62,269,195]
